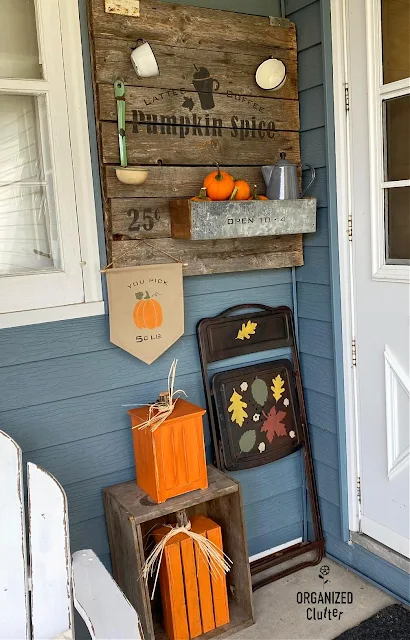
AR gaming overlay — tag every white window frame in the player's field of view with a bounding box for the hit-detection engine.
[366,0,410,283]
[0,0,104,329]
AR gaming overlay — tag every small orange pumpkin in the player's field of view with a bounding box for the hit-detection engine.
[191,187,211,201]
[133,292,163,329]
[248,184,269,200]
[231,179,251,200]
[203,164,235,201]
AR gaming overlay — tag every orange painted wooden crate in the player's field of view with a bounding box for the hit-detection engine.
[128,399,208,503]
[153,516,230,640]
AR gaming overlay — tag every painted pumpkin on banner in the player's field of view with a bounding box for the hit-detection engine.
[133,291,163,329]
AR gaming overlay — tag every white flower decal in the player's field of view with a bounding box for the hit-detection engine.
[258,442,266,453]
[240,381,248,392]
[252,413,260,422]
[289,430,296,439]
[283,398,290,407]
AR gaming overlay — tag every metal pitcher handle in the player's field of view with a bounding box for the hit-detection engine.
[300,164,316,198]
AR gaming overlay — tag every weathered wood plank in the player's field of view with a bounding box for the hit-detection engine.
[105,165,266,198]
[90,0,297,59]
[101,121,300,166]
[94,40,298,101]
[111,198,171,238]
[98,83,300,130]
[110,236,303,274]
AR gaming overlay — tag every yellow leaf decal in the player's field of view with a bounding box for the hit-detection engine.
[236,320,258,341]
[228,389,248,427]
[271,375,285,402]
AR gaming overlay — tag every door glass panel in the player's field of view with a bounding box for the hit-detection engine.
[0,0,42,79]
[384,95,410,181]
[385,187,410,261]
[382,0,410,84]
[0,94,60,275]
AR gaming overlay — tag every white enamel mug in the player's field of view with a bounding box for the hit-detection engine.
[131,40,159,78]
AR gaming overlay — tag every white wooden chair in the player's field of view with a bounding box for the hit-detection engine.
[0,430,142,640]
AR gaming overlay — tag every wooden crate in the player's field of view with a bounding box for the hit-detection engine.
[104,465,254,640]
[170,198,317,240]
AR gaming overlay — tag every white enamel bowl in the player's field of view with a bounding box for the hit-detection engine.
[255,58,286,91]
[115,167,149,185]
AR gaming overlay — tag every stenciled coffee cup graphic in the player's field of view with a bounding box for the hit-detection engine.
[192,65,220,110]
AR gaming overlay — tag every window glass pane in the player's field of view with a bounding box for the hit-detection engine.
[0,94,60,275]
[384,95,410,181]
[382,0,410,84]
[385,187,410,261]
[0,0,42,79]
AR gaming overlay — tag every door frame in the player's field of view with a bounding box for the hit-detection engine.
[330,0,410,540]
[330,0,363,535]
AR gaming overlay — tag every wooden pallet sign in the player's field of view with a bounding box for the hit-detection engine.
[88,0,302,275]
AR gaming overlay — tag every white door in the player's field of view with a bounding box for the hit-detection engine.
[346,0,410,558]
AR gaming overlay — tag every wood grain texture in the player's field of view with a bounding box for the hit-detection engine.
[90,0,297,59]
[304,389,337,433]
[101,121,301,166]
[298,317,333,360]
[111,198,171,238]
[110,236,303,274]
[95,40,298,100]
[105,165,266,198]
[97,79,300,124]
[310,425,338,469]
[300,353,335,398]
[297,282,332,322]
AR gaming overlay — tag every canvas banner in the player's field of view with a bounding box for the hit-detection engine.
[106,263,184,364]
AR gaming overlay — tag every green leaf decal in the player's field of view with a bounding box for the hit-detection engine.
[251,378,268,406]
[239,430,256,453]
[135,292,144,300]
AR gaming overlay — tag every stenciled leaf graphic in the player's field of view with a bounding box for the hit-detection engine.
[261,406,287,443]
[228,389,248,427]
[239,430,256,453]
[182,96,195,111]
[236,320,258,341]
[251,377,268,406]
[271,374,285,402]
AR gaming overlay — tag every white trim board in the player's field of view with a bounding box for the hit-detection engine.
[249,538,303,563]
[330,0,361,534]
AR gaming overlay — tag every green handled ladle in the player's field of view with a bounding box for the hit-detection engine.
[114,79,148,185]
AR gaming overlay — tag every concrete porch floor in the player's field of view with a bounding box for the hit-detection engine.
[232,557,397,640]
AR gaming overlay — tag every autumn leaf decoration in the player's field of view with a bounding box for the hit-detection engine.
[228,389,248,427]
[236,320,257,341]
[261,406,287,443]
[271,374,285,401]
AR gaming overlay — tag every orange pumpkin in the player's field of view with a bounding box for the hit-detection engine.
[133,292,163,329]
[191,187,211,201]
[231,179,251,200]
[248,184,269,200]
[203,164,234,201]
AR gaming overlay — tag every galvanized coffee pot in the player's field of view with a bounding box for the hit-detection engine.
[262,152,316,200]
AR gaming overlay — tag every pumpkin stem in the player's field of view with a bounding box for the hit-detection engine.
[144,290,150,299]
[229,187,239,200]
[215,162,223,181]
[198,186,208,200]
[252,184,258,200]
